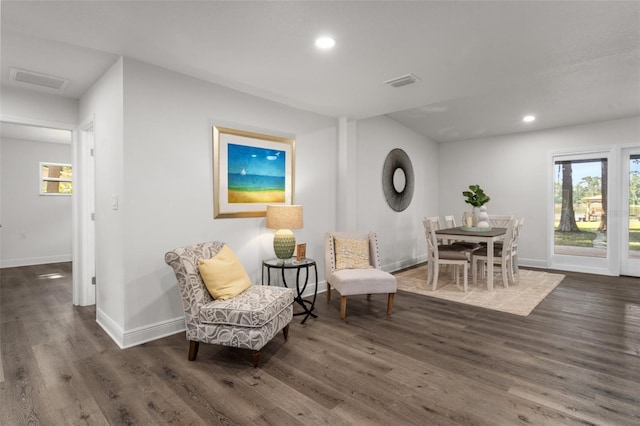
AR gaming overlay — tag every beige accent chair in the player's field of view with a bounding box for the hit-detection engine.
[325,231,397,320]
[423,218,470,291]
[165,241,294,367]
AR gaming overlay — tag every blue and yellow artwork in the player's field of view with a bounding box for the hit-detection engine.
[227,143,286,203]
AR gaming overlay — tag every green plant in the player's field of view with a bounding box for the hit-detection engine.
[462,184,491,207]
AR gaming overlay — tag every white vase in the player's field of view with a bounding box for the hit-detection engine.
[471,207,480,227]
[476,205,490,228]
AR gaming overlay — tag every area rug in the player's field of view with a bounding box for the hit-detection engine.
[394,265,564,316]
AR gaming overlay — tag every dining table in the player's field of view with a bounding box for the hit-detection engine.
[435,226,507,291]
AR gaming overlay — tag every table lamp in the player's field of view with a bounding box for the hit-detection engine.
[266,205,303,260]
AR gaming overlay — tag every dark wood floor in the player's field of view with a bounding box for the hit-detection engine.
[1,262,639,425]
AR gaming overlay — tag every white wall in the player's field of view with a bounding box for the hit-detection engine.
[78,58,126,335]
[0,137,72,267]
[355,116,439,270]
[79,58,338,345]
[438,116,640,268]
[5,60,638,349]
[0,86,78,124]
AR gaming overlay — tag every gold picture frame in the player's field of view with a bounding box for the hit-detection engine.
[295,243,306,261]
[213,126,295,218]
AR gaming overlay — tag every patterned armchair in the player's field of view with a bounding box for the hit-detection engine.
[165,241,294,367]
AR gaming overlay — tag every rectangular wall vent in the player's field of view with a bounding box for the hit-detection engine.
[385,73,420,88]
[10,68,69,90]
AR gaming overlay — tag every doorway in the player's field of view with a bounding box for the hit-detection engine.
[0,116,96,305]
[621,148,640,277]
[550,146,640,277]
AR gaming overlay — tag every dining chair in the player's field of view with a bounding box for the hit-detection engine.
[424,216,446,244]
[442,215,481,252]
[422,218,470,291]
[488,214,514,228]
[492,216,524,274]
[510,217,524,275]
[471,219,518,288]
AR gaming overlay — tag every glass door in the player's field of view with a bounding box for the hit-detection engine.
[550,151,611,274]
[621,148,640,277]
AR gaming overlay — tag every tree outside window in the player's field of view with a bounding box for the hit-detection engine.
[40,162,72,195]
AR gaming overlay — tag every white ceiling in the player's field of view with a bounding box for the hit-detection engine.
[1,1,639,143]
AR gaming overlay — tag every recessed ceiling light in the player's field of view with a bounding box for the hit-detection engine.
[523,115,536,123]
[315,36,336,49]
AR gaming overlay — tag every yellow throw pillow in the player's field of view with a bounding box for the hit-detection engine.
[334,237,373,270]
[198,245,251,300]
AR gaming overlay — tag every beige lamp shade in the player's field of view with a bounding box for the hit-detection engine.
[266,205,303,259]
[265,205,303,230]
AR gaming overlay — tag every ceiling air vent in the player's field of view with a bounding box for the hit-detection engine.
[385,73,420,88]
[10,68,69,90]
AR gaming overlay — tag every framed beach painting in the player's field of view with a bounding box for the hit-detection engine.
[213,126,295,218]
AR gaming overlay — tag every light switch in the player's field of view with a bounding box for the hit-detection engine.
[112,195,119,210]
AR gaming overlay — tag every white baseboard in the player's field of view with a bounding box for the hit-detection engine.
[519,258,548,269]
[122,316,185,348]
[96,307,125,349]
[97,307,186,349]
[300,280,327,297]
[1,254,72,269]
[385,255,427,273]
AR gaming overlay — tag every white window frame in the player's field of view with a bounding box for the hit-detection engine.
[548,147,621,276]
[40,161,73,195]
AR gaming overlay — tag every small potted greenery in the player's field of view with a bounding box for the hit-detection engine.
[462,185,491,228]
[462,184,490,207]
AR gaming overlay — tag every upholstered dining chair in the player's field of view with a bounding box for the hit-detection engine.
[511,217,524,275]
[471,219,518,288]
[487,216,524,277]
[165,241,294,367]
[488,214,514,228]
[424,216,445,243]
[442,215,481,252]
[324,231,397,320]
[423,218,470,291]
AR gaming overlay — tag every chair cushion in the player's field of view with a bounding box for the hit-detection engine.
[334,237,373,270]
[452,241,481,251]
[438,250,469,260]
[199,285,294,327]
[198,244,251,300]
[473,246,503,257]
[329,268,396,296]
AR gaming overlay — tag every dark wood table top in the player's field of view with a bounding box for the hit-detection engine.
[435,226,506,237]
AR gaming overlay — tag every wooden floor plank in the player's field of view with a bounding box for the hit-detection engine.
[1,262,639,425]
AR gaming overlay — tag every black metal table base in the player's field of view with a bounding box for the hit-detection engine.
[262,258,318,324]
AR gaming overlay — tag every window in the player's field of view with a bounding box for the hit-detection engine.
[628,154,640,257]
[40,162,72,195]
[553,157,607,258]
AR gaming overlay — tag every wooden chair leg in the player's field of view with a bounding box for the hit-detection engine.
[188,340,199,361]
[501,260,509,288]
[326,284,332,302]
[340,296,347,320]
[387,293,395,315]
[366,294,372,300]
[282,324,290,340]
[432,263,440,291]
[251,350,260,368]
[462,263,468,292]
